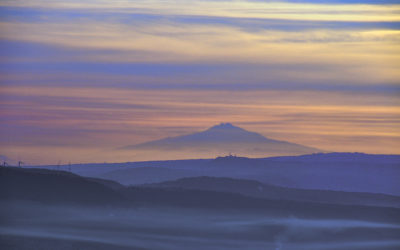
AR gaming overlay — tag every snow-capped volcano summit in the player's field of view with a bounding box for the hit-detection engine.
[209,122,240,129]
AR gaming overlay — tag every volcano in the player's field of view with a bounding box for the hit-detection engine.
[120,123,322,158]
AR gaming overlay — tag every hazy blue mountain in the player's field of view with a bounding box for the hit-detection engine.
[26,153,400,195]
[256,153,400,195]
[120,123,321,159]
[265,152,400,164]
[146,176,400,208]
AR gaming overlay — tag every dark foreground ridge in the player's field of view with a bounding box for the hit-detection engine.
[1,166,400,224]
[0,167,125,205]
[146,176,400,208]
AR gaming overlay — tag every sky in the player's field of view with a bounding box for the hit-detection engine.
[0,0,399,164]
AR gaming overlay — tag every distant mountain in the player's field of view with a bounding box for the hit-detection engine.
[120,123,321,158]
[265,152,400,164]
[146,176,400,208]
[44,152,400,195]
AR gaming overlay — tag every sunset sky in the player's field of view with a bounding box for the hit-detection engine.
[0,0,399,164]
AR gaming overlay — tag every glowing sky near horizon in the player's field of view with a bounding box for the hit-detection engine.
[0,0,399,164]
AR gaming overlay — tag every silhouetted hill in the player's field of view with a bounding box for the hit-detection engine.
[86,177,125,190]
[146,176,400,208]
[0,167,124,204]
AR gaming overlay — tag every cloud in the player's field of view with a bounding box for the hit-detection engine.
[0,0,399,163]
[1,86,399,150]
[1,3,399,86]
[2,1,400,22]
